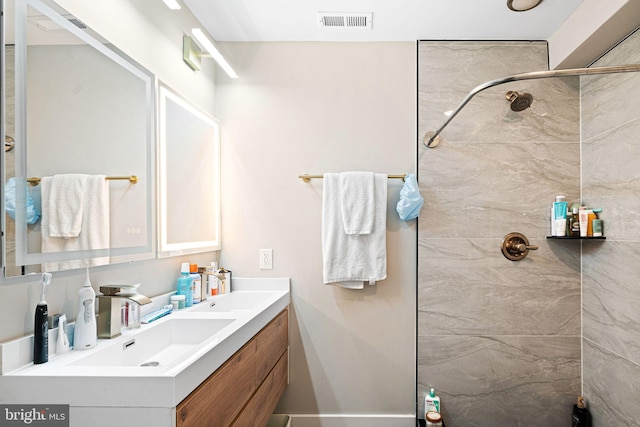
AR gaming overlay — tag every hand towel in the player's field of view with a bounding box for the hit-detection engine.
[41,175,110,271]
[339,171,374,235]
[43,174,88,238]
[322,172,387,289]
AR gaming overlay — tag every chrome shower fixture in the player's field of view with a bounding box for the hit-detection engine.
[506,91,533,112]
[423,63,640,148]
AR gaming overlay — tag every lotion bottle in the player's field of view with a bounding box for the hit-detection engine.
[33,272,52,364]
[74,267,97,350]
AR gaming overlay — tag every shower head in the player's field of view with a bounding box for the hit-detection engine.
[506,91,533,112]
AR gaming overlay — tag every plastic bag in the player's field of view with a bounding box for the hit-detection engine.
[396,173,424,220]
[5,177,41,224]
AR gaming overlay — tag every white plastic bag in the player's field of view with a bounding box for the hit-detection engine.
[396,173,424,220]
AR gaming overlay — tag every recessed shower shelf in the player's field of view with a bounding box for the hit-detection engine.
[546,236,606,240]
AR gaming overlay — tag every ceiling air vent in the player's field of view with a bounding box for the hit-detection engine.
[317,12,373,29]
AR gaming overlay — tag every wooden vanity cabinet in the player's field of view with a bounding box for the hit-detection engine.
[177,308,289,427]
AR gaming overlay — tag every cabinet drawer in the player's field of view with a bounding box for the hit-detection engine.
[255,309,288,384]
[253,349,289,427]
[177,340,257,427]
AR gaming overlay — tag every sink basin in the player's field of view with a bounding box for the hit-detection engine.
[191,292,272,313]
[72,318,234,368]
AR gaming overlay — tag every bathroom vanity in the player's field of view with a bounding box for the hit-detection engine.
[0,278,290,427]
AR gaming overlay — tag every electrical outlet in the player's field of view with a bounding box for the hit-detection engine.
[260,249,273,269]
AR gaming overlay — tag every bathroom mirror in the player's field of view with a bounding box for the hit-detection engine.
[157,83,221,257]
[2,0,155,277]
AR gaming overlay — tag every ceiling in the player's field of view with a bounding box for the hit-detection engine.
[182,0,585,42]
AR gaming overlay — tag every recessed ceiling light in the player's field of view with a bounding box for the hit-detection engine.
[162,0,181,10]
[507,0,542,12]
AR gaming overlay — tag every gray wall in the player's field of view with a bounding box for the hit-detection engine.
[417,41,582,426]
[581,28,640,425]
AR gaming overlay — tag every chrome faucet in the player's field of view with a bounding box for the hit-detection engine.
[97,285,152,339]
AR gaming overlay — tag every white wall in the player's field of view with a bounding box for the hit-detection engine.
[548,0,640,69]
[0,0,218,342]
[215,42,417,425]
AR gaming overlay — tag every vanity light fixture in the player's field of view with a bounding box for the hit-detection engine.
[507,0,542,12]
[162,0,181,10]
[184,28,239,79]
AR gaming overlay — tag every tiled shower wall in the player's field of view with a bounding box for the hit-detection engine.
[417,41,581,425]
[581,29,640,425]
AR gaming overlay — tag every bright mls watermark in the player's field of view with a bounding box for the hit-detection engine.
[0,405,69,426]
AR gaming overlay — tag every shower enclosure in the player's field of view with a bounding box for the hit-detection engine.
[417,36,640,426]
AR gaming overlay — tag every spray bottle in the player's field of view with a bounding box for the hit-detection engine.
[33,272,52,364]
[74,267,97,350]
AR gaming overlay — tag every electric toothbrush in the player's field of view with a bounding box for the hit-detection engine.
[34,272,52,364]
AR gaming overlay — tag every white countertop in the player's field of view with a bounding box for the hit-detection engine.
[0,277,290,408]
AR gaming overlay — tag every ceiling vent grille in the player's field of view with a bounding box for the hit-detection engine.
[317,12,372,29]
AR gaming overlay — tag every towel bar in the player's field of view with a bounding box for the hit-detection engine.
[26,175,138,185]
[299,174,406,182]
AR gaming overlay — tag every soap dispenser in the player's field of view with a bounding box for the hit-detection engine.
[33,272,52,364]
[74,267,97,350]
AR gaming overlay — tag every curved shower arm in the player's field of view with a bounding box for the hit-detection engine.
[424,64,640,148]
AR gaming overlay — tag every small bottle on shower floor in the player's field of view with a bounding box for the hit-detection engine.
[572,396,591,427]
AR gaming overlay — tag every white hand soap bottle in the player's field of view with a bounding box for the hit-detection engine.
[74,267,97,350]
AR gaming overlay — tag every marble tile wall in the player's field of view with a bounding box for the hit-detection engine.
[581,28,640,426]
[417,41,581,426]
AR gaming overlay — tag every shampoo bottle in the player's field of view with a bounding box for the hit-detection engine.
[33,272,52,364]
[74,267,97,350]
[572,396,590,427]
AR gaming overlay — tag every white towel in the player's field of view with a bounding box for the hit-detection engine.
[41,175,110,271]
[340,171,374,235]
[322,172,387,289]
[43,174,88,238]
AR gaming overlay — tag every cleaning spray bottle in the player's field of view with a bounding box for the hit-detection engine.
[74,267,97,350]
[33,272,52,364]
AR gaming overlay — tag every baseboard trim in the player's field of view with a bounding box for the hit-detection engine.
[282,413,416,427]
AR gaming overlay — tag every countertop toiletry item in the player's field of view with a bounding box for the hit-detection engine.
[177,263,193,307]
[553,196,568,237]
[207,262,219,296]
[56,314,69,354]
[579,207,589,238]
[219,267,232,294]
[426,411,443,426]
[74,267,97,350]
[425,388,441,414]
[141,305,173,324]
[34,272,52,364]
[171,294,186,310]
[572,395,590,427]
[190,263,201,304]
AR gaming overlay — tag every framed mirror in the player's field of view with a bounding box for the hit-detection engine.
[157,83,220,257]
[3,0,155,276]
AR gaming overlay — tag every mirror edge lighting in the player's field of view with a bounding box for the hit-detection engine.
[156,82,221,259]
[4,0,157,277]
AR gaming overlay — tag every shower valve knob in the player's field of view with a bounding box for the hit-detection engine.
[501,232,537,261]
